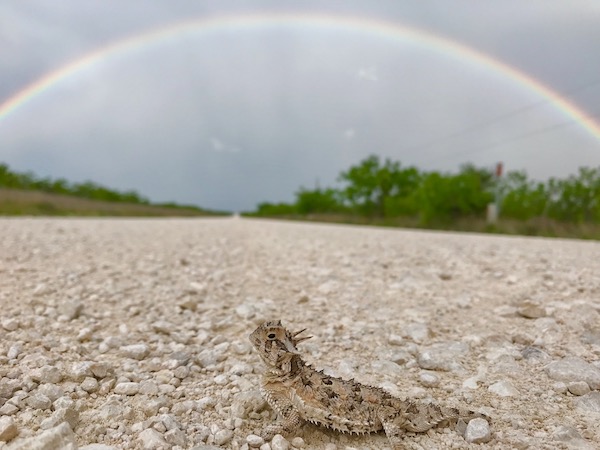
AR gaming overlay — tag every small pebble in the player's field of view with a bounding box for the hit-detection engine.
[0,416,18,442]
[464,418,492,443]
[2,318,19,331]
[568,381,591,396]
[114,382,140,395]
[290,437,305,448]
[271,434,289,450]
[488,380,519,397]
[247,434,265,447]
[120,344,150,360]
[214,429,234,445]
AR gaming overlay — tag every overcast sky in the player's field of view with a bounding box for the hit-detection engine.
[1,1,600,211]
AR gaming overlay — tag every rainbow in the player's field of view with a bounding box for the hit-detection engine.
[1,12,599,141]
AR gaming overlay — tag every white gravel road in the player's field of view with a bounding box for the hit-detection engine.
[0,217,599,449]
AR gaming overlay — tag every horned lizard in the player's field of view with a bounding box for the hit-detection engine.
[249,320,490,449]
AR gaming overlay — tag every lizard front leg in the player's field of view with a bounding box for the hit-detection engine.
[378,411,407,450]
[260,386,303,440]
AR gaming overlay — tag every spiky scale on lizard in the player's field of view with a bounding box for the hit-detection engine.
[249,320,490,449]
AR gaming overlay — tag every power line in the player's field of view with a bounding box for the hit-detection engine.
[403,78,600,155]
[428,109,600,162]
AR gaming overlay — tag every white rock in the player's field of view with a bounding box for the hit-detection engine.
[533,318,563,345]
[574,391,600,413]
[168,399,192,415]
[417,341,468,371]
[197,349,218,368]
[160,414,176,430]
[552,382,568,394]
[80,445,118,450]
[235,304,256,319]
[139,381,159,396]
[371,360,403,377]
[90,362,112,379]
[98,399,125,421]
[404,323,430,343]
[25,393,52,409]
[0,404,19,415]
[58,300,83,320]
[114,382,140,395]
[81,377,99,393]
[168,351,191,366]
[552,425,582,442]
[70,361,94,381]
[2,318,19,331]
[464,418,492,443]
[120,344,150,360]
[138,428,167,449]
[517,302,547,319]
[164,428,187,446]
[545,357,600,389]
[152,320,173,334]
[33,283,52,296]
[38,383,63,401]
[290,437,305,448]
[214,429,233,445]
[40,407,79,431]
[271,434,289,450]
[0,416,18,442]
[568,381,591,396]
[462,375,481,390]
[7,344,22,360]
[388,334,403,345]
[488,380,519,397]
[189,281,206,292]
[214,374,228,385]
[230,362,254,375]
[101,336,122,349]
[6,422,76,450]
[247,434,265,447]
[521,346,551,363]
[0,379,21,399]
[419,371,439,387]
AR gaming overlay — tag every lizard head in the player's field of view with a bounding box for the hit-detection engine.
[249,320,311,371]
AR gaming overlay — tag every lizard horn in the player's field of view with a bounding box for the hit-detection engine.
[292,328,312,344]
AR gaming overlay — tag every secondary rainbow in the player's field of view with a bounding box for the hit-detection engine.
[1,12,599,141]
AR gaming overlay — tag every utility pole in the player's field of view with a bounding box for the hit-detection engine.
[487,162,503,224]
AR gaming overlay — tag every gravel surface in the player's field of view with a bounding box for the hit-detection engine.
[1,217,599,449]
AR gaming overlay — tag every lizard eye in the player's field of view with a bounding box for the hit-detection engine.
[267,333,276,340]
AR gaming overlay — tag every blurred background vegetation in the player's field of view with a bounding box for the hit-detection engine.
[3,158,600,239]
[246,155,600,239]
[0,163,226,216]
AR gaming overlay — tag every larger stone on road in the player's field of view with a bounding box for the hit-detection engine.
[417,341,469,372]
[545,357,600,390]
[6,422,76,450]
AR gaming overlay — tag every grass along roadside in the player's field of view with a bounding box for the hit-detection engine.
[0,188,228,217]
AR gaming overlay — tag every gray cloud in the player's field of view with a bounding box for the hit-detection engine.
[1,1,600,211]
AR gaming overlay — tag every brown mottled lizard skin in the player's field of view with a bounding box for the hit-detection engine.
[249,320,490,449]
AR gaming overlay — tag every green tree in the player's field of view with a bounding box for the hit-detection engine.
[546,167,600,223]
[500,171,548,220]
[338,155,404,217]
[416,166,493,225]
[295,187,344,214]
[0,163,20,188]
[255,202,297,215]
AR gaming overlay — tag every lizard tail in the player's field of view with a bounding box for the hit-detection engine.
[403,402,489,433]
